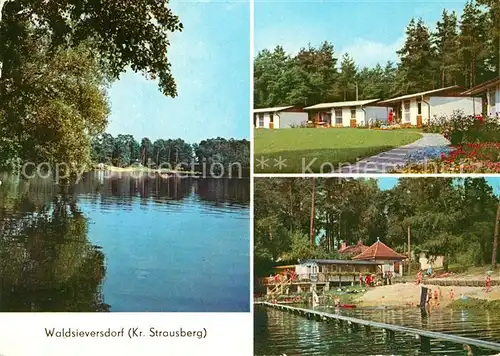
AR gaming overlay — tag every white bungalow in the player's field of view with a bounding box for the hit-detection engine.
[462,77,500,118]
[253,106,308,129]
[303,99,388,127]
[377,86,482,126]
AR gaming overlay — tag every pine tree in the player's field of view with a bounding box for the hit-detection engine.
[294,41,339,105]
[458,1,492,88]
[336,53,358,101]
[397,18,437,93]
[434,10,460,87]
[477,0,500,77]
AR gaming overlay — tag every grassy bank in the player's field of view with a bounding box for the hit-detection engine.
[254,128,422,173]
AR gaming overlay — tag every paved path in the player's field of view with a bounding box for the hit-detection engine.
[339,133,450,174]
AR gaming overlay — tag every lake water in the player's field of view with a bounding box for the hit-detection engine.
[255,305,500,355]
[0,173,250,312]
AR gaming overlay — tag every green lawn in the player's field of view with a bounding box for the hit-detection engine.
[254,128,422,173]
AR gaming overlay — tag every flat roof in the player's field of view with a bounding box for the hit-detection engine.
[274,265,296,269]
[253,106,294,114]
[303,99,380,110]
[301,259,381,265]
[378,86,462,104]
[462,77,500,96]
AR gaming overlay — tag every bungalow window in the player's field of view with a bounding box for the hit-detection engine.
[350,108,356,119]
[269,113,274,123]
[258,113,264,127]
[335,109,343,125]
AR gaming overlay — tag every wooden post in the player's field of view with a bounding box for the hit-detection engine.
[420,336,431,352]
[419,286,428,311]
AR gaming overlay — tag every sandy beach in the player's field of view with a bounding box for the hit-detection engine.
[357,283,500,308]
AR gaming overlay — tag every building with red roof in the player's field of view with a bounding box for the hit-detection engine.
[353,238,406,276]
[338,241,368,257]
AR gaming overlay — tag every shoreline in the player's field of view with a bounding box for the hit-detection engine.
[255,283,500,310]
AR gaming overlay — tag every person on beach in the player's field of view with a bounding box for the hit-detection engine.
[449,288,455,300]
[416,270,422,285]
[365,274,371,287]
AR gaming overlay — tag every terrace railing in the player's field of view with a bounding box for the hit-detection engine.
[259,272,383,286]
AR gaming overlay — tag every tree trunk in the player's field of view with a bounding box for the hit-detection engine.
[310,178,315,245]
[492,199,500,269]
[0,0,6,79]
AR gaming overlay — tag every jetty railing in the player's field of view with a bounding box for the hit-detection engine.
[256,301,500,353]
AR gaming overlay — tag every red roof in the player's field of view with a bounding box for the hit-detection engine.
[352,240,405,261]
[338,241,368,256]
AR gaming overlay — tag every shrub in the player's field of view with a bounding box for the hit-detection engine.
[290,121,308,128]
[431,111,500,144]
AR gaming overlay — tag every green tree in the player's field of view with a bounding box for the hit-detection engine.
[140,137,154,166]
[434,10,460,87]
[397,18,437,93]
[458,1,492,88]
[336,53,358,101]
[0,0,183,96]
[477,0,500,77]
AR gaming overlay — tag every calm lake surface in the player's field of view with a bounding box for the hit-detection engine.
[255,305,500,355]
[0,172,250,312]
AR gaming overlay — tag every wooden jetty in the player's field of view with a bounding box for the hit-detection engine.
[255,302,500,353]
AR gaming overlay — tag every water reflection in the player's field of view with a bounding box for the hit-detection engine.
[0,173,250,312]
[255,306,500,355]
[0,193,108,312]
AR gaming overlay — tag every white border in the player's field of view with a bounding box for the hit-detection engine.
[249,0,255,322]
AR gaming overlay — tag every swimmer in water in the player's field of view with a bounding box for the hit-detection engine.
[433,288,439,308]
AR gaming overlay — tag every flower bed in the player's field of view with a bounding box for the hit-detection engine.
[398,143,500,173]
[397,112,500,172]
[405,147,454,163]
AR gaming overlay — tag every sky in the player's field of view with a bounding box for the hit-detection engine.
[106,1,250,143]
[255,0,467,68]
[377,177,500,195]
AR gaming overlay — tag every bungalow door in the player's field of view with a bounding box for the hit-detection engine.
[403,101,411,123]
[334,109,343,126]
[269,113,274,129]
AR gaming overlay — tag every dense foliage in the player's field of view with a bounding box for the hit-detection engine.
[91,134,250,175]
[0,0,182,176]
[254,178,500,276]
[254,1,500,108]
